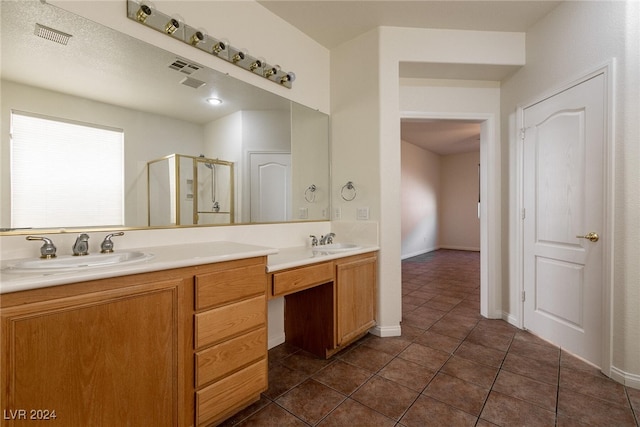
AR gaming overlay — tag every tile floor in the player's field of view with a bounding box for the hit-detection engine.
[221,249,640,426]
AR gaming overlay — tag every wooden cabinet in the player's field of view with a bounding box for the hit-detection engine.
[193,258,268,427]
[1,277,185,427]
[273,252,377,358]
[335,253,377,347]
[271,262,333,298]
[0,256,268,427]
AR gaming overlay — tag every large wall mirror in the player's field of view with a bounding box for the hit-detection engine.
[0,1,329,233]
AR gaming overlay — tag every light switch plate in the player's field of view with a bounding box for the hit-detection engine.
[357,207,369,220]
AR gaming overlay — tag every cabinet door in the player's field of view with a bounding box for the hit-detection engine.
[1,279,183,427]
[335,254,377,346]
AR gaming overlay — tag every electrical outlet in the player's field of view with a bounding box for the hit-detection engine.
[298,207,308,219]
[334,208,341,220]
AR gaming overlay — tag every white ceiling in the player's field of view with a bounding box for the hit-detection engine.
[257,0,561,50]
[402,119,482,155]
[258,0,562,155]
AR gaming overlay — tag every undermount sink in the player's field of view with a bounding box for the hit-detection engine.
[312,243,362,253]
[4,251,154,273]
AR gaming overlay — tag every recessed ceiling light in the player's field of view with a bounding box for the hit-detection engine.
[206,97,222,105]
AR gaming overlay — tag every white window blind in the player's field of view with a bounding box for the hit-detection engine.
[10,111,124,228]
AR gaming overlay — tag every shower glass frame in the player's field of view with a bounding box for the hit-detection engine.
[147,154,235,226]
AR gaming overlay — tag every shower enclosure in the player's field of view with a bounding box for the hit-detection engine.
[147,154,234,226]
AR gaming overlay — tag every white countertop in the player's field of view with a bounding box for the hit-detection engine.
[266,244,379,272]
[0,241,379,295]
[0,241,277,294]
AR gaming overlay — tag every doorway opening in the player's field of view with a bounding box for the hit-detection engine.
[400,113,500,320]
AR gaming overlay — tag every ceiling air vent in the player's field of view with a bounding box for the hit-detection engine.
[180,77,206,89]
[169,58,201,75]
[34,23,72,45]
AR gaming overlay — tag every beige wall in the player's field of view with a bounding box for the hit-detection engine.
[440,151,481,251]
[400,140,440,258]
[332,27,524,333]
[400,143,480,259]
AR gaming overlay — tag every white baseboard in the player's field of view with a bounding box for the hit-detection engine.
[440,245,480,252]
[610,366,640,390]
[401,246,439,260]
[401,246,480,260]
[267,333,286,350]
[369,324,402,337]
[502,312,519,327]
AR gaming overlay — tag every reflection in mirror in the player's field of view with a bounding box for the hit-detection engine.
[148,154,234,226]
[0,1,329,233]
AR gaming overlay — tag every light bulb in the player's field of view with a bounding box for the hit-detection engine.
[264,64,281,78]
[190,29,206,45]
[232,49,247,63]
[280,72,296,84]
[136,3,152,22]
[250,57,265,71]
[212,39,229,54]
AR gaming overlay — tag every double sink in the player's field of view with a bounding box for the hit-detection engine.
[3,243,361,274]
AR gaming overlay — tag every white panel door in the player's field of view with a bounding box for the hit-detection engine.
[250,153,291,222]
[523,74,605,367]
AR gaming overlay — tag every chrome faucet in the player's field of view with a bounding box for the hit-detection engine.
[101,232,124,253]
[309,235,319,247]
[319,233,335,245]
[26,236,57,259]
[72,233,90,256]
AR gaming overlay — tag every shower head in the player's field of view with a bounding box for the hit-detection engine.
[198,154,213,169]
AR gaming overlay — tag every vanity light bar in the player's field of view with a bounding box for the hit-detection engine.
[126,0,296,88]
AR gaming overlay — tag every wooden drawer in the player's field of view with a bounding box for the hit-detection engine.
[195,295,266,349]
[195,327,266,387]
[196,359,267,426]
[272,262,334,297]
[195,264,266,310]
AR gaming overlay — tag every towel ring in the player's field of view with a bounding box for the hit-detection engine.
[341,181,357,201]
[304,184,317,203]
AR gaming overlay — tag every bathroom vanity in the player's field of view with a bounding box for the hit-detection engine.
[0,241,377,426]
[269,251,377,358]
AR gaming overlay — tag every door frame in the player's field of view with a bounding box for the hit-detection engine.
[513,60,615,375]
[400,111,502,320]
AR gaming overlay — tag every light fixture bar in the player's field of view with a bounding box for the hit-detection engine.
[126,0,295,88]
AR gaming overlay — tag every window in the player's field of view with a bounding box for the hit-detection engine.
[10,111,124,228]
